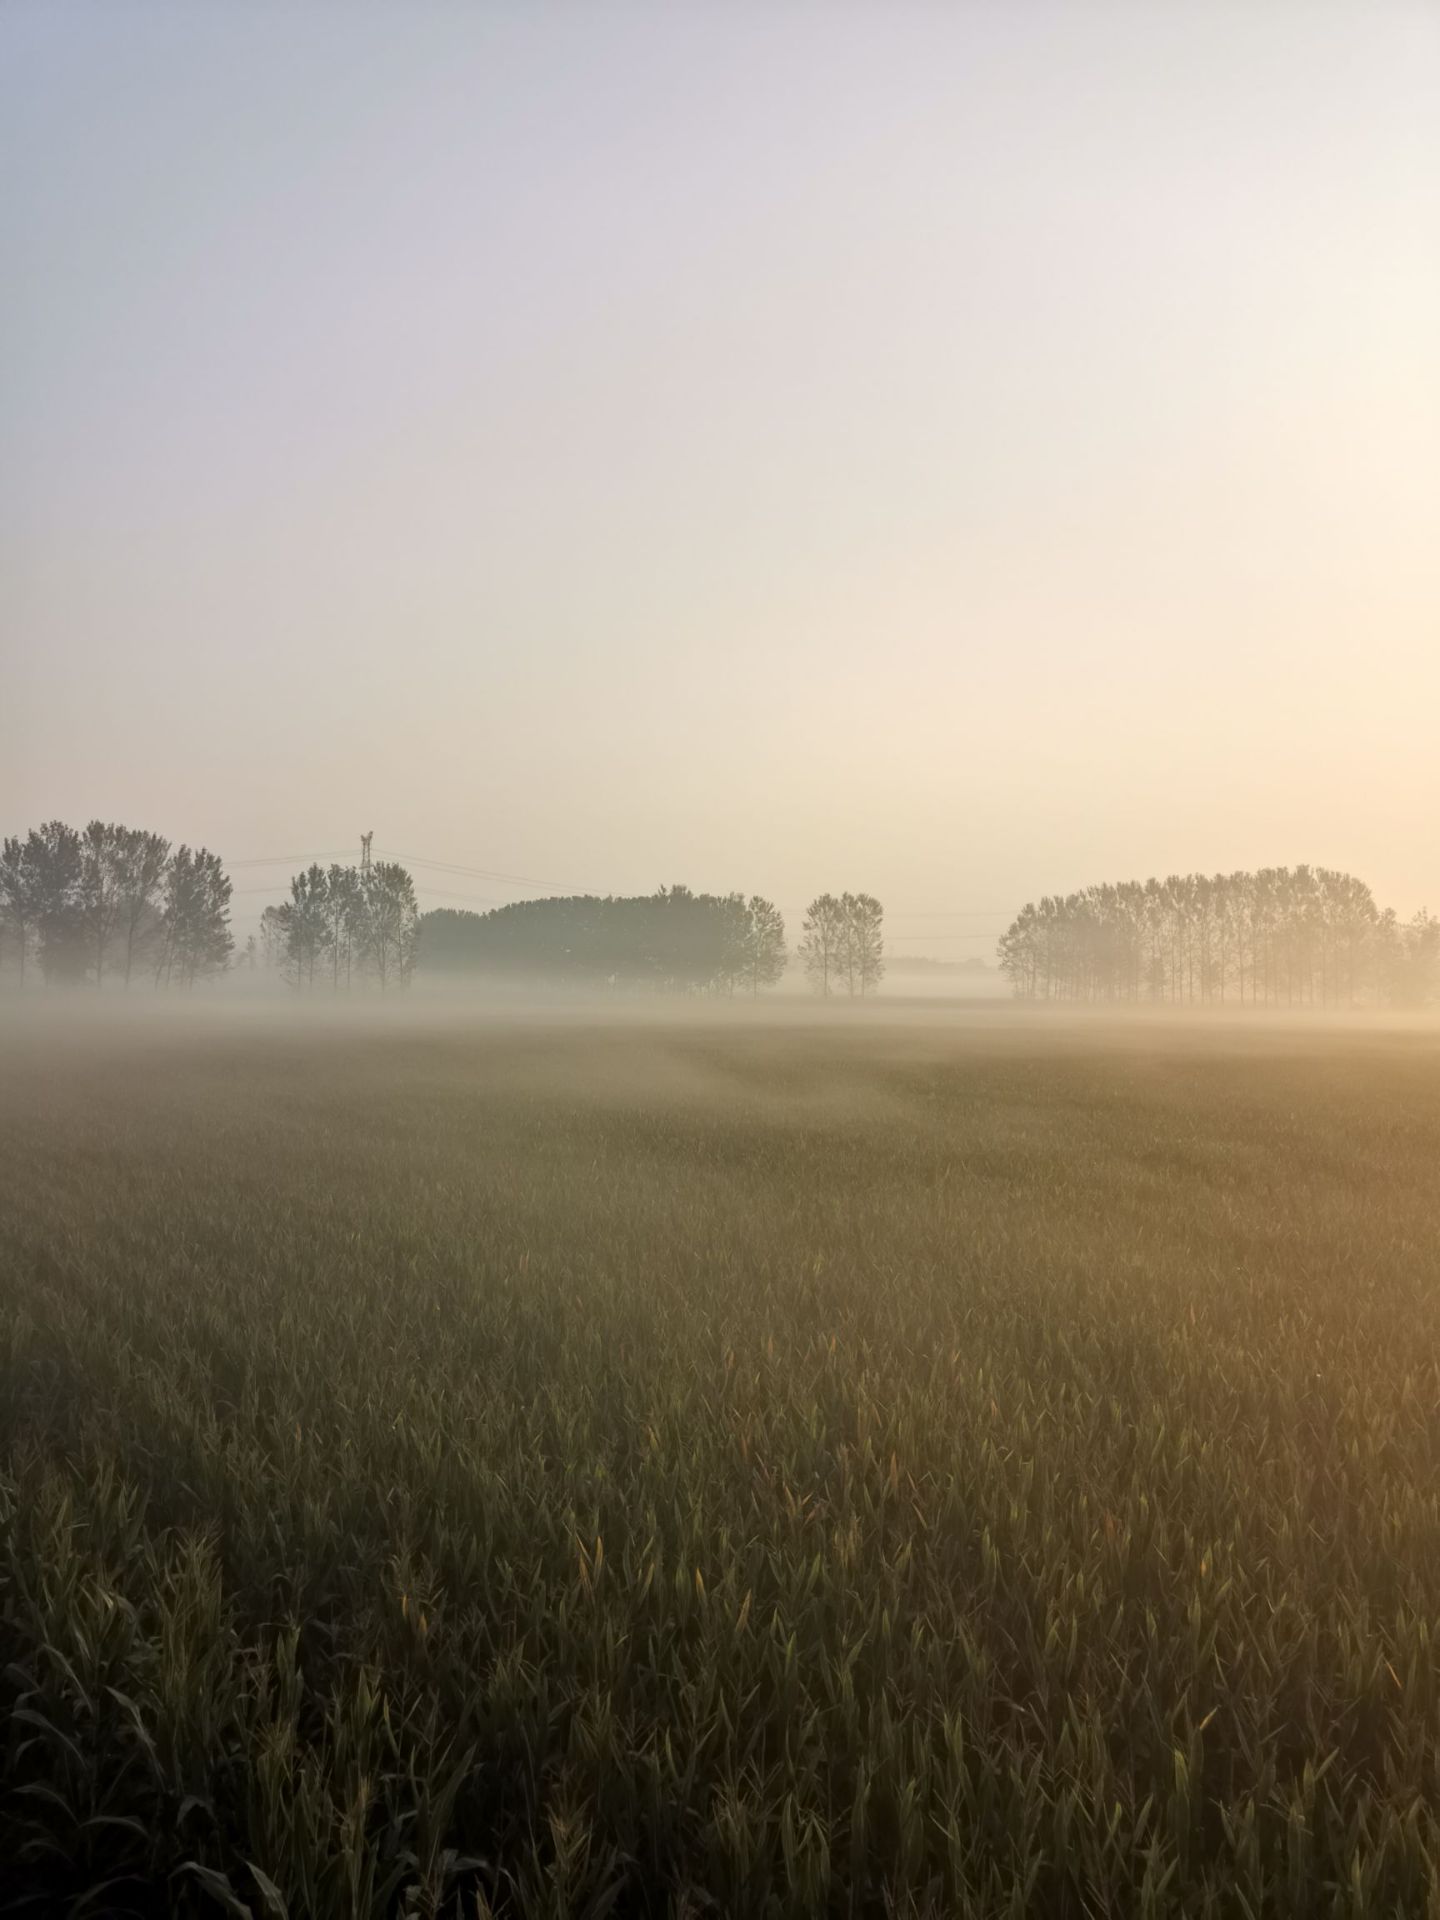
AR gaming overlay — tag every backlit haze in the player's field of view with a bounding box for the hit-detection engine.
[3,3,1436,951]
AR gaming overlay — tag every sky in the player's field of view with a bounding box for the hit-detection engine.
[3,3,1437,951]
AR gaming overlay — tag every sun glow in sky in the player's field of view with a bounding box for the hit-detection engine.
[3,4,1437,941]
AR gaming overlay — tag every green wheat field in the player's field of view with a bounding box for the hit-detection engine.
[3,1006,1439,1919]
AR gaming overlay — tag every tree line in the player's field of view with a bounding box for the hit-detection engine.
[0,820,232,987]
[0,826,890,1000]
[798,892,886,996]
[258,860,421,992]
[418,888,789,994]
[998,867,1438,1007]
[418,888,888,996]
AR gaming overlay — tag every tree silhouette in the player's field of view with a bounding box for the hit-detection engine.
[116,829,171,985]
[998,868,1433,1007]
[155,848,233,987]
[799,895,846,997]
[326,864,364,990]
[78,822,127,989]
[418,888,787,995]
[1,819,229,989]
[278,866,331,988]
[741,896,788,996]
[270,858,419,992]
[855,894,885,996]
[837,892,885,997]
[0,836,39,985]
[364,862,419,992]
[27,822,86,984]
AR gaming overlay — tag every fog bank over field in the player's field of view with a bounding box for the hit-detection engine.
[3,986,1437,1092]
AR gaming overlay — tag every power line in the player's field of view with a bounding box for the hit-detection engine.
[379,851,592,893]
[232,881,506,907]
[228,848,595,893]
[226,847,1012,926]
[228,851,358,868]
[409,886,505,905]
[380,853,1010,922]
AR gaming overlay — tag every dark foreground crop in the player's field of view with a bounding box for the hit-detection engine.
[3,1010,1439,1917]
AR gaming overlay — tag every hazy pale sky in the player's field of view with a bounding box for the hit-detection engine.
[3,3,1437,947]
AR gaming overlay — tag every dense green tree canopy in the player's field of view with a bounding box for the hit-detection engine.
[418,888,786,995]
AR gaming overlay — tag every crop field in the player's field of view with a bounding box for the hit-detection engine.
[2,1006,1439,1918]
